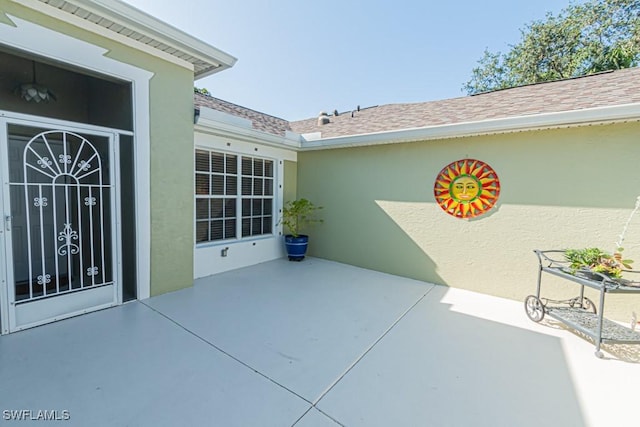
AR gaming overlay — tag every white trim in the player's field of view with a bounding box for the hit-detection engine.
[195,150,278,245]
[197,101,640,152]
[0,15,152,302]
[199,108,254,130]
[11,0,237,77]
[299,102,640,150]
[0,110,133,135]
[131,80,151,301]
[194,133,297,162]
[113,133,123,305]
[13,285,115,332]
[196,107,302,152]
[0,121,9,334]
[8,1,188,71]
[0,115,121,332]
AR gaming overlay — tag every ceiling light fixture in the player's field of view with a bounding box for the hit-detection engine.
[15,61,56,103]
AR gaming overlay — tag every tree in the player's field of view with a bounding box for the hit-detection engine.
[463,0,640,95]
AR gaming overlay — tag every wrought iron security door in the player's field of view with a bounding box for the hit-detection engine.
[2,122,118,332]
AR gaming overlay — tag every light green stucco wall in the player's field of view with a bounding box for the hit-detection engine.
[298,122,640,321]
[284,160,298,204]
[147,64,194,296]
[1,1,195,296]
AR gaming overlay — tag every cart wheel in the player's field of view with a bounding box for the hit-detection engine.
[581,297,597,314]
[524,295,545,322]
[595,350,604,359]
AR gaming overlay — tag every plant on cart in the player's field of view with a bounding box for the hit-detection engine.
[564,197,640,279]
[526,197,640,359]
[564,247,633,279]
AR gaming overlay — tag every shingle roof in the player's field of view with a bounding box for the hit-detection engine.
[194,92,292,137]
[289,67,640,138]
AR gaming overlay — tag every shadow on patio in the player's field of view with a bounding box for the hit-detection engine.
[2,258,636,426]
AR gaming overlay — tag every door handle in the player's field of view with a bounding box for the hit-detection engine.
[4,215,11,231]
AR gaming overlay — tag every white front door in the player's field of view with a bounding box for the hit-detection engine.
[1,118,120,332]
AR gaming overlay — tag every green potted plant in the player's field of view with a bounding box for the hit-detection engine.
[279,198,323,261]
[564,247,633,280]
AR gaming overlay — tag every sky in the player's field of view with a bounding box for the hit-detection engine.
[121,0,586,121]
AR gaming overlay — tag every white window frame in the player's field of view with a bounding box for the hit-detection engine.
[195,147,277,246]
[193,118,297,278]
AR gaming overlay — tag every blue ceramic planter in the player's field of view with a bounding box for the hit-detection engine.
[284,235,309,261]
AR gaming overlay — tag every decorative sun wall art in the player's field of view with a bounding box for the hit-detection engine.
[433,158,501,219]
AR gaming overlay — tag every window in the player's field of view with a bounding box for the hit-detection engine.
[195,149,274,243]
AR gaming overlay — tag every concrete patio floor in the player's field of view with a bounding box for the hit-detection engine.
[1,257,640,426]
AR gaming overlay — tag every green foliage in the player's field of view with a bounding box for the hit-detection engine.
[564,247,634,279]
[194,87,211,96]
[464,0,640,94]
[280,198,323,238]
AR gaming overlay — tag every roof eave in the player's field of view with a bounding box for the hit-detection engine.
[19,0,237,76]
[89,0,236,65]
[195,63,234,80]
[300,103,640,150]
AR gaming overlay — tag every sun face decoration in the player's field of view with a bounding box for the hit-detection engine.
[434,159,500,219]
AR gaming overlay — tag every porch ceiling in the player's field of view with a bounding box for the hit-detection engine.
[32,0,237,78]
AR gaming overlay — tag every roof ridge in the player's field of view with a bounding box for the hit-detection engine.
[470,69,618,97]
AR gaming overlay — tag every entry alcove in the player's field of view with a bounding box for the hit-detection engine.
[0,45,137,302]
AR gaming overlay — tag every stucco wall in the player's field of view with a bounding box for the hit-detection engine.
[284,160,298,203]
[0,1,195,296]
[147,66,194,296]
[298,122,640,321]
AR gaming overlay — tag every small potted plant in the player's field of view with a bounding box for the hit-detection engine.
[279,198,323,261]
[564,247,633,280]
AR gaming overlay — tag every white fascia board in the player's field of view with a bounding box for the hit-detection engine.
[195,107,302,151]
[200,108,253,129]
[82,0,237,71]
[301,132,322,141]
[300,102,640,151]
[13,0,237,75]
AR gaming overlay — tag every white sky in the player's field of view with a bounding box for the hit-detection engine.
[121,0,585,120]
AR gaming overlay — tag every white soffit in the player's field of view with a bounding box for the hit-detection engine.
[19,0,237,78]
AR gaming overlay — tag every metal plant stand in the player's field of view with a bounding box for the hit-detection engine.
[526,250,640,358]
